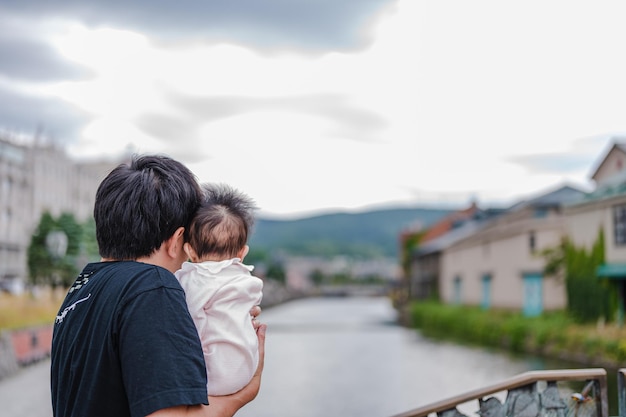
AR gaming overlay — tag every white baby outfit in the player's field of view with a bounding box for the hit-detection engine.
[175,258,263,396]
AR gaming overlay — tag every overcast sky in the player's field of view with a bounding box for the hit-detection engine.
[2,0,626,218]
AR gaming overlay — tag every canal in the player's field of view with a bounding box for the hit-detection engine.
[238,296,612,417]
[0,296,615,417]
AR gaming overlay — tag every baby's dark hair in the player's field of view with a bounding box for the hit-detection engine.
[187,183,257,259]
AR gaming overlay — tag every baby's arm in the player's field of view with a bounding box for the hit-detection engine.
[203,275,263,396]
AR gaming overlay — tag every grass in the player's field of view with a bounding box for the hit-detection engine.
[408,300,626,368]
[0,290,65,331]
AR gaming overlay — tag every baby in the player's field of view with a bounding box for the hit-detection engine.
[175,183,263,396]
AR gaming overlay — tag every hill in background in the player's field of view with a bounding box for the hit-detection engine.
[249,206,455,259]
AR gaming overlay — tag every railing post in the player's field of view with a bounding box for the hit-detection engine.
[618,369,626,417]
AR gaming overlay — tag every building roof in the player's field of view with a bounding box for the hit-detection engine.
[413,185,584,258]
[414,220,487,256]
[576,180,626,204]
[589,139,626,181]
[412,202,506,257]
[507,184,586,211]
[419,202,480,244]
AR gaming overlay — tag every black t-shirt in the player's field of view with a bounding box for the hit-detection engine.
[51,261,208,417]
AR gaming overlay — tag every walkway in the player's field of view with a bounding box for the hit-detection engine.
[0,359,52,417]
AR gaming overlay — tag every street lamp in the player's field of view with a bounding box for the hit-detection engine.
[45,230,67,260]
[45,230,68,289]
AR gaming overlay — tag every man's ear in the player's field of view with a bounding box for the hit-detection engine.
[165,227,185,259]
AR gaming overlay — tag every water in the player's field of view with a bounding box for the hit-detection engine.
[0,296,613,417]
[238,296,601,417]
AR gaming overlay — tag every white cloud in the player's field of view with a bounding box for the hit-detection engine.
[24,0,626,216]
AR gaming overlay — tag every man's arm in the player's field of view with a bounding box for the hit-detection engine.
[147,323,266,417]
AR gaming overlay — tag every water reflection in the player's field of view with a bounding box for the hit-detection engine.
[238,296,602,417]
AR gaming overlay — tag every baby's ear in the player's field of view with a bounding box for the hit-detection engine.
[183,242,197,262]
[239,245,249,260]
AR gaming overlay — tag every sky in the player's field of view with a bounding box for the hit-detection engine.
[2,0,626,219]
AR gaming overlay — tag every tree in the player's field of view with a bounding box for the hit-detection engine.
[310,269,325,286]
[58,213,82,257]
[81,217,100,261]
[541,229,614,323]
[27,212,83,288]
[400,230,422,279]
[266,260,286,284]
[27,212,56,286]
[245,247,270,266]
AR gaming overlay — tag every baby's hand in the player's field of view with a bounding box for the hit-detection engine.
[250,305,262,330]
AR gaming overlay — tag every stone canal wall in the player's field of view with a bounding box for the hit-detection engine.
[0,332,19,380]
[0,325,53,381]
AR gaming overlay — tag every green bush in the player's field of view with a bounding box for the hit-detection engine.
[408,300,626,367]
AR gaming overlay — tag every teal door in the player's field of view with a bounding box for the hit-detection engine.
[523,273,543,317]
[481,274,491,310]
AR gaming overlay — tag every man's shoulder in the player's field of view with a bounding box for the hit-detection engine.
[87,261,181,292]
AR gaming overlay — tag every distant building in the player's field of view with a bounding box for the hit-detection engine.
[282,255,400,293]
[407,203,505,300]
[401,137,626,317]
[564,139,626,285]
[589,141,626,188]
[0,136,124,292]
[439,185,586,315]
[0,139,30,293]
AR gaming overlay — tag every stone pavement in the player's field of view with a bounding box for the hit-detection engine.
[0,359,52,417]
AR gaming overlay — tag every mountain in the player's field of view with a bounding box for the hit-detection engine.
[249,206,455,258]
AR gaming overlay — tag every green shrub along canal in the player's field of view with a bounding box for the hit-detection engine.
[407,301,626,369]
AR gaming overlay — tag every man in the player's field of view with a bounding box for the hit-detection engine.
[51,155,266,417]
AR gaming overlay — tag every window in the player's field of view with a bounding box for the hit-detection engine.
[453,276,462,305]
[529,231,536,253]
[1,208,10,224]
[614,205,626,245]
[1,176,11,200]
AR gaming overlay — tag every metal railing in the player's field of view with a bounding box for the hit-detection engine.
[617,369,626,417]
[391,368,608,417]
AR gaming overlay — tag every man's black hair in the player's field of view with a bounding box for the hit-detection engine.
[94,154,202,260]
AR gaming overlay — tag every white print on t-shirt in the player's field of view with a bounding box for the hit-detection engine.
[55,293,92,324]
